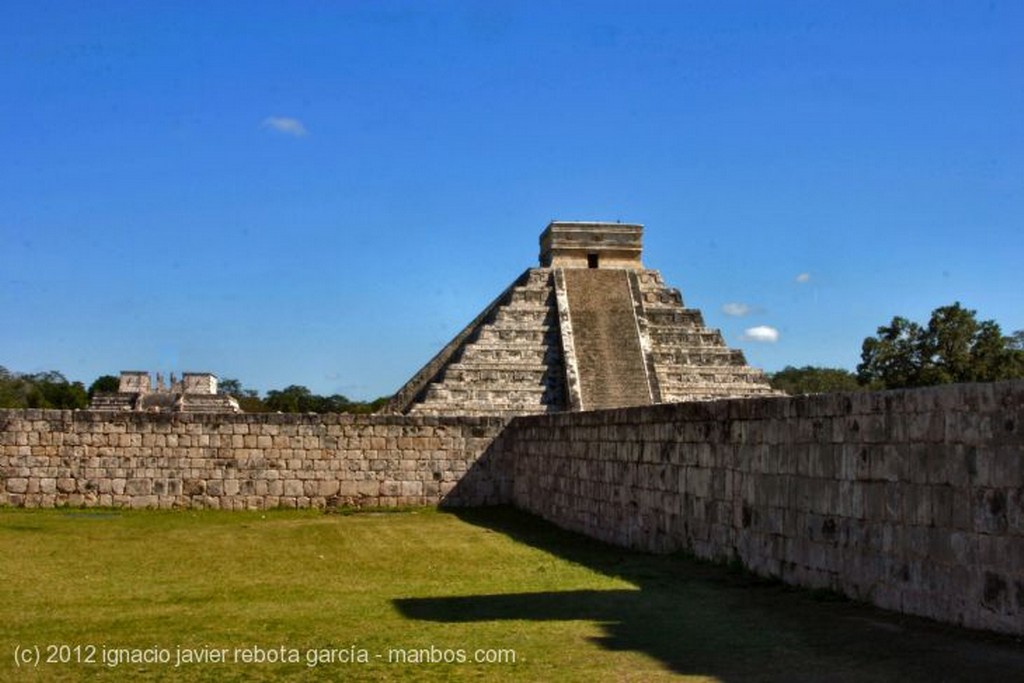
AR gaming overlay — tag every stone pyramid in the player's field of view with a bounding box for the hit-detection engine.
[386,222,777,416]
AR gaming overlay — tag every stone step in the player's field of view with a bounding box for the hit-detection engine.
[635,270,666,287]
[495,295,552,306]
[444,359,559,372]
[456,345,558,360]
[419,386,560,405]
[437,367,556,385]
[478,317,559,333]
[491,300,553,311]
[644,308,705,327]
[455,349,556,365]
[474,327,556,344]
[409,403,557,417]
[658,386,778,402]
[652,348,747,366]
[508,288,556,305]
[661,379,774,388]
[489,307,558,325]
[639,287,683,307]
[519,268,554,288]
[648,329,727,346]
[659,377,772,393]
[660,371,771,386]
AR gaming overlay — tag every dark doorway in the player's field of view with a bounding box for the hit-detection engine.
[587,253,599,268]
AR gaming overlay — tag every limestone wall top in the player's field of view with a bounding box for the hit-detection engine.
[539,221,644,269]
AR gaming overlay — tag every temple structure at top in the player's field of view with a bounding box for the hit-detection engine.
[538,221,644,269]
[90,371,241,413]
[387,221,778,417]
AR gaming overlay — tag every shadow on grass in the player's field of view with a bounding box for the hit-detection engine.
[394,506,1024,682]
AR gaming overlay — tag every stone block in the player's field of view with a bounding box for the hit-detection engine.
[973,488,1009,535]
[908,411,945,443]
[129,495,157,509]
[125,479,151,496]
[942,532,974,565]
[318,480,339,497]
[950,489,973,530]
[400,481,423,497]
[845,444,873,481]
[356,481,379,497]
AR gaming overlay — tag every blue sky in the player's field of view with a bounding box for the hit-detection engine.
[2,1,1022,399]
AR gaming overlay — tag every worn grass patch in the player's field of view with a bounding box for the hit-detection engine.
[1,506,1021,682]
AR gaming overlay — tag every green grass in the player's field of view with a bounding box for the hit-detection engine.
[1,506,1022,682]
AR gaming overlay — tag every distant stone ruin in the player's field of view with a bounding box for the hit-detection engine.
[387,221,779,416]
[90,371,241,413]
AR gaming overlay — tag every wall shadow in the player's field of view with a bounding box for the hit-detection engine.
[394,507,1024,682]
[439,426,515,507]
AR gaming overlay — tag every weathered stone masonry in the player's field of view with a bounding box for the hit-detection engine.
[501,381,1024,635]
[0,411,510,509]
[2,381,1022,635]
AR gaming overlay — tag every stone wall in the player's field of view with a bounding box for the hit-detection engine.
[0,411,510,509]
[501,381,1024,635]
[2,382,1022,635]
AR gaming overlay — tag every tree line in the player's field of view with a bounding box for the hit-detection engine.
[0,368,390,413]
[770,302,1024,394]
[216,380,390,414]
[0,368,90,409]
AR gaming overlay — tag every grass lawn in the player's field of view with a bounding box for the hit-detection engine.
[1,506,1022,682]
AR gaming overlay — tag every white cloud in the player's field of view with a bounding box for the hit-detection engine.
[722,302,753,317]
[795,272,811,284]
[741,325,780,343]
[261,116,307,137]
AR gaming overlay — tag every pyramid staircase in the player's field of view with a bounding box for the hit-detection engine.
[560,268,653,410]
[386,222,779,416]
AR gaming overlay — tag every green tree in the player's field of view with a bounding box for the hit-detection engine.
[858,316,924,388]
[265,385,315,413]
[858,302,1024,389]
[769,366,862,395]
[219,378,267,412]
[0,365,24,408]
[318,394,353,413]
[218,378,244,396]
[35,379,88,409]
[0,368,88,409]
[365,396,392,413]
[261,384,380,414]
[88,375,120,398]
